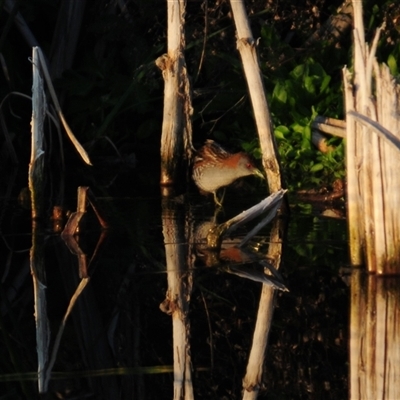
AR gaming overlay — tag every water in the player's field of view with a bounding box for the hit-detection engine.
[0,182,351,399]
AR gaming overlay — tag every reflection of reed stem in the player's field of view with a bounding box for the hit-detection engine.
[242,217,286,398]
[206,190,286,250]
[160,197,194,399]
[44,277,90,388]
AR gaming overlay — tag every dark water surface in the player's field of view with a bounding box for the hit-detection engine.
[0,184,349,399]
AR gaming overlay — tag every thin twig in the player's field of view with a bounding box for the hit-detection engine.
[200,290,214,369]
[194,0,208,83]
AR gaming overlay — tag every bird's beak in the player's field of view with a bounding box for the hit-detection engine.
[253,168,265,180]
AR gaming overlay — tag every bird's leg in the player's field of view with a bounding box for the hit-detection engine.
[219,188,226,204]
[213,188,226,208]
[212,205,223,222]
[213,192,222,207]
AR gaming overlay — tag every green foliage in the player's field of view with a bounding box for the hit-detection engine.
[364,1,400,80]
[268,57,345,190]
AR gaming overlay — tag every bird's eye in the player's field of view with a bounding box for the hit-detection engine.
[246,163,252,169]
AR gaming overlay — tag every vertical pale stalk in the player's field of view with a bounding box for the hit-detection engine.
[374,63,400,273]
[343,69,363,265]
[229,0,283,193]
[30,47,46,220]
[352,3,376,270]
[345,0,400,272]
[158,0,193,187]
[29,46,50,393]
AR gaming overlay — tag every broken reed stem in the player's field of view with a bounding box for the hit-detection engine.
[157,0,193,186]
[29,46,49,393]
[345,2,400,272]
[35,47,92,166]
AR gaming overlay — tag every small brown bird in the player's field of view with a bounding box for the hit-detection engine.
[192,140,264,206]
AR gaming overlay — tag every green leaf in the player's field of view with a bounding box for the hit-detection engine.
[320,75,331,93]
[290,64,305,80]
[253,147,263,159]
[290,122,305,134]
[241,142,253,152]
[274,125,290,140]
[368,5,380,29]
[272,82,288,104]
[301,126,312,150]
[387,54,398,76]
[310,106,318,120]
[304,76,315,94]
[304,125,312,140]
[310,163,324,172]
[261,25,274,46]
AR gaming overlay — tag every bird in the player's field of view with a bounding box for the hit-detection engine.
[192,140,264,206]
